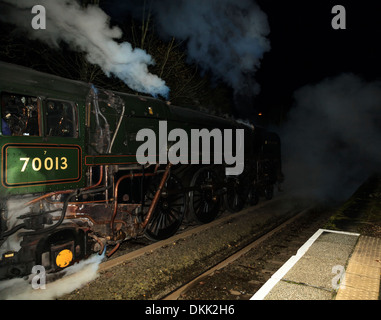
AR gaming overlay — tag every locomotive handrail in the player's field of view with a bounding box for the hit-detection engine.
[106,101,125,154]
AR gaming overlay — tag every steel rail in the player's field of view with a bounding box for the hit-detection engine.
[162,206,313,300]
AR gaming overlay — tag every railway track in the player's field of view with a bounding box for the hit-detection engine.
[162,207,313,300]
[168,204,337,300]
[60,195,336,300]
[67,197,332,300]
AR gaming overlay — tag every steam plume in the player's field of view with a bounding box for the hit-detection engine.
[109,0,271,97]
[282,74,381,200]
[0,0,169,98]
[153,0,270,95]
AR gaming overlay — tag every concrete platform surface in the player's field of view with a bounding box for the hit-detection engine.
[251,229,381,300]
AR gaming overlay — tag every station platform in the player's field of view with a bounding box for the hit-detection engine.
[251,229,381,300]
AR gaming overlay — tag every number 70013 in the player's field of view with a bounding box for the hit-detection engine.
[20,157,68,172]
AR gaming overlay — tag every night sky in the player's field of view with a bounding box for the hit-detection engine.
[254,0,381,123]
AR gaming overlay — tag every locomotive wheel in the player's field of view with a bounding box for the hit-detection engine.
[188,167,222,223]
[143,174,186,241]
[224,176,249,213]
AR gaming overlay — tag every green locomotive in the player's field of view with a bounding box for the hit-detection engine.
[0,61,282,279]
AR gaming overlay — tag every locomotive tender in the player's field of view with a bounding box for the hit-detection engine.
[0,61,282,280]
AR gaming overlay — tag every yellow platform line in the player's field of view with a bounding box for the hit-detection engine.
[336,236,381,300]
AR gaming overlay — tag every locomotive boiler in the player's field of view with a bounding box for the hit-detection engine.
[0,61,282,280]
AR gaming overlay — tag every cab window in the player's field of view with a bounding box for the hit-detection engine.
[46,100,77,138]
[1,92,40,136]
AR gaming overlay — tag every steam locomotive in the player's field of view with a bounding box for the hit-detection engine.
[0,61,282,280]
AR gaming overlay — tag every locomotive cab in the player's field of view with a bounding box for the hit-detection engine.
[0,62,88,279]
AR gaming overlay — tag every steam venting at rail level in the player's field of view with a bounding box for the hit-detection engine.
[0,251,105,300]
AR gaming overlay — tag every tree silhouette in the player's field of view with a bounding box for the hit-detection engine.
[0,0,232,115]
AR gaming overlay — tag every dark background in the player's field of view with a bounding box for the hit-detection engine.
[253,0,381,124]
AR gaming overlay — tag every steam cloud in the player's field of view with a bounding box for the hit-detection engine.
[0,0,270,103]
[282,74,381,200]
[109,0,271,97]
[0,0,169,99]
[152,0,271,95]
[0,253,104,300]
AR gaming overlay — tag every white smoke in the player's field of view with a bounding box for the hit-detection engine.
[153,0,270,95]
[282,74,381,200]
[116,0,270,96]
[0,252,104,300]
[0,0,169,98]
